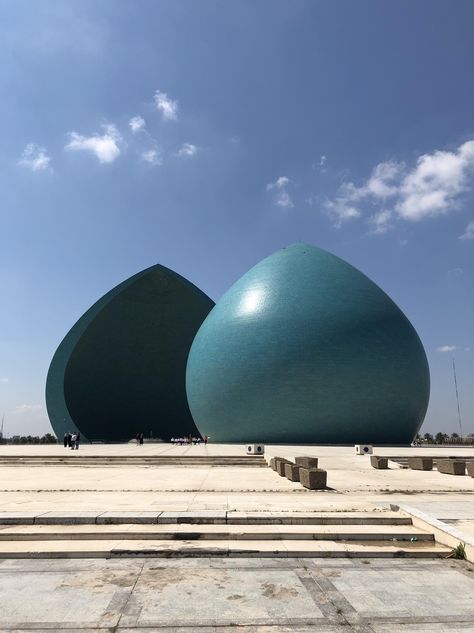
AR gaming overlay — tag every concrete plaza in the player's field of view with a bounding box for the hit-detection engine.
[0,443,473,631]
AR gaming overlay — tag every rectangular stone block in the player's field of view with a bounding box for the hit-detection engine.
[299,468,327,490]
[275,458,292,477]
[467,462,474,478]
[437,459,466,475]
[294,456,318,469]
[284,463,300,482]
[408,456,433,471]
[97,512,161,524]
[370,455,388,469]
[158,511,227,524]
[35,512,100,525]
[269,457,277,470]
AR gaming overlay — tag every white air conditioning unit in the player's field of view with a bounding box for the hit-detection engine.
[355,444,373,455]
[247,444,265,455]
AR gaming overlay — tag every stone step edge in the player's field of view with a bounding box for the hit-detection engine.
[393,503,474,564]
[0,531,434,542]
[0,545,450,559]
[0,513,414,526]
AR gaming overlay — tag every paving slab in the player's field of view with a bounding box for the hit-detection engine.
[0,512,38,525]
[0,557,472,631]
[35,511,101,525]
[158,511,228,524]
[96,511,161,524]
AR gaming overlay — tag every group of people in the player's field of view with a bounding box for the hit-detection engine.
[135,432,144,445]
[63,432,80,450]
[171,435,208,445]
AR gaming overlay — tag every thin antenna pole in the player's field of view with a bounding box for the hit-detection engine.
[452,358,463,439]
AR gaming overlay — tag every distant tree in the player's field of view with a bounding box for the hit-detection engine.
[423,432,434,443]
[451,432,459,439]
[40,433,57,444]
[435,432,448,444]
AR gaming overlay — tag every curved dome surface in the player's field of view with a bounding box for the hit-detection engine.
[46,265,214,441]
[186,244,430,444]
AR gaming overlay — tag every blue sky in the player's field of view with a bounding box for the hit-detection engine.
[0,0,473,437]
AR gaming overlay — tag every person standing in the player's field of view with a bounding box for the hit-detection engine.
[139,432,144,446]
[63,433,68,448]
[75,432,80,450]
[70,433,77,450]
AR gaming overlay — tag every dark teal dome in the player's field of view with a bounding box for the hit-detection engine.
[186,244,430,444]
[46,265,214,441]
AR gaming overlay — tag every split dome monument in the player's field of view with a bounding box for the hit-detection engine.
[46,243,430,444]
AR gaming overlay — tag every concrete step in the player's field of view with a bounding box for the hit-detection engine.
[0,511,414,525]
[0,522,433,542]
[0,456,266,467]
[0,538,450,558]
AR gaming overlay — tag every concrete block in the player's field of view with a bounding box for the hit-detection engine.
[158,511,227,524]
[294,456,318,469]
[299,468,327,490]
[370,455,388,469]
[408,456,433,471]
[35,512,100,525]
[97,512,161,524]
[437,459,466,475]
[467,462,474,478]
[275,458,292,476]
[269,457,277,470]
[0,513,38,525]
[284,463,300,482]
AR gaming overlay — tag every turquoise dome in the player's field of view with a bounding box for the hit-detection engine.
[186,244,429,444]
[46,265,214,441]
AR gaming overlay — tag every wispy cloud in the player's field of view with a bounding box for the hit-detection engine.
[436,345,459,353]
[129,115,145,133]
[65,124,122,163]
[324,139,474,231]
[323,182,362,226]
[12,404,42,415]
[460,220,474,240]
[176,143,198,157]
[154,90,178,121]
[18,143,51,172]
[141,148,162,166]
[266,176,294,208]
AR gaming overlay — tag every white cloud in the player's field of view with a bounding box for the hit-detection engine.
[12,404,42,415]
[323,182,362,226]
[367,161,404,198]
[369,209,392,234]
[324,139,474,231]
[266,176,294,208]
[0,377,8,383]
[18,143,51,171]
[460,220,474,240]
[154,90,178,121]
[129,115,145,133]
[436,345,459,353]
[266,176,290,191]
[141,148,162,166]
[320,155,327,168]
[177,143,198,157]
[65,124,122,163]
[396,141,474,220]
